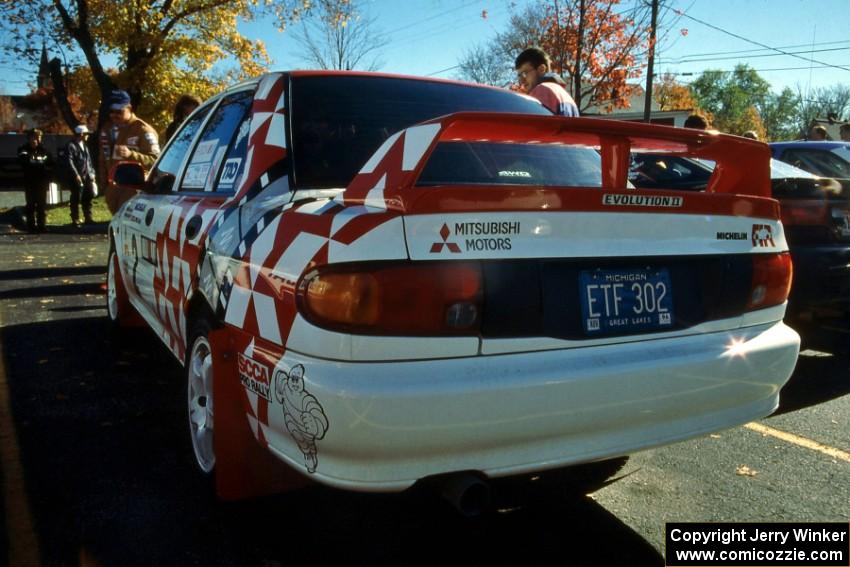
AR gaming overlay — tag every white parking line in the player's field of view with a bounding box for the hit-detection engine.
[745,422,850,463]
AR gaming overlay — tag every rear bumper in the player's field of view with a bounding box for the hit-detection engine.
[788,244,850,314]
[253,320,800,491]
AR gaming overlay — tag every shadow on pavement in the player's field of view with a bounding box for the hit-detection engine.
[774,350,850,416]
[0,266,105,281]
[0,282,105,300]
[1,315,664,567]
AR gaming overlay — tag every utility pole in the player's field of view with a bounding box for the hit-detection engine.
[643,0,659,122]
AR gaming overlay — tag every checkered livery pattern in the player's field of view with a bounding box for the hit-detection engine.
[339,123,441,209]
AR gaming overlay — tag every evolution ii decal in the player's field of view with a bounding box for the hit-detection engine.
[274,364,328,473]
[603,194,684,208]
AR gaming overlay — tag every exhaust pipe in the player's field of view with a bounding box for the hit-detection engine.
[440,473,491,518]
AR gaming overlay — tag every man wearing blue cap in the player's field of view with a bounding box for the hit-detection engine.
[98,89,160,212]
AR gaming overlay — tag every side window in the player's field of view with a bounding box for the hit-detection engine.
[215,115,251,193]
[181,91,253,192]
[148,106,211,193]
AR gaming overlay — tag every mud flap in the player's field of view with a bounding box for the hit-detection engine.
[209,327,312,501]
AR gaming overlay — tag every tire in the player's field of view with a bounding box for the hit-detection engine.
[186,317,216,475]
[106,249,130,327]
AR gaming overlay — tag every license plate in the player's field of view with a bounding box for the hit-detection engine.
[579,268,674,335]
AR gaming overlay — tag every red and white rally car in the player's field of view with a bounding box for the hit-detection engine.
[107,71,800,501]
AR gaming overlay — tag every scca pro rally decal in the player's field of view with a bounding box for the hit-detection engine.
[430,221,521,253]
[274,365,328,473]
[237,353,272,401]
[602,194,683,207]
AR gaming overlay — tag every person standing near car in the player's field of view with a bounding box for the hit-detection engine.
[683,114,710,130]
[808,125,828,141]
[839,123,850,142]
[64,125,96,226]
[164,94,201,143]
[17,128,53,233]
[514,47,579,117]
[99,89,160,212]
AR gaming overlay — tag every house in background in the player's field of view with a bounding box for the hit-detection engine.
[583,86,694,127]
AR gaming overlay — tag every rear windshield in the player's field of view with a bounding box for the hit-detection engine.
[290,75,551,189]
[417,142,602,187]
[629,154,713,191]
[781,148,850,179]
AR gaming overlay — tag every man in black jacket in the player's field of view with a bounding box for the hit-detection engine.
[64,125,96,226]
[17,129,53,233]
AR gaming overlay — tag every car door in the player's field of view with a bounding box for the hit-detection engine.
[145,90,255,359]
[120,104,212,330]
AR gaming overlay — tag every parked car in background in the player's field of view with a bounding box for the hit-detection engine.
[106,72,799,509]
[630,153,850,326]
[770,141,850,184]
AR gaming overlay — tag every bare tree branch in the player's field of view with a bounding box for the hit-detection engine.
[294,0,388,71]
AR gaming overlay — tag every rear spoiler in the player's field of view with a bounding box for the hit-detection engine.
[340,112,771,210]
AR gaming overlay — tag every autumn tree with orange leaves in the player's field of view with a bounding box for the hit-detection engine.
[458,0,651,113]
[539,0,650,112]
[0,1,326,134]
[654,73,697,111]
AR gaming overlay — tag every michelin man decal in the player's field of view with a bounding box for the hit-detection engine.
[274,364,328,473]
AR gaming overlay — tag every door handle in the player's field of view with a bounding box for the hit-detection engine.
[145,208,154,226]
[185,215,203,240]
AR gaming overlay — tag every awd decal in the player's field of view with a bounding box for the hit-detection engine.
[752,224,775,247]
[603,194,683,208]
[430,221,520,253]
[274,365,328,473]
[238,353,272,401]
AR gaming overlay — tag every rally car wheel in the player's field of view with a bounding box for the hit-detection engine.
[107,250,130,326]
[187,318,215,474]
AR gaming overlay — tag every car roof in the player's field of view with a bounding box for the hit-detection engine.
[286,69,516,94]
[214,70,518,100]
[769,141,850,150]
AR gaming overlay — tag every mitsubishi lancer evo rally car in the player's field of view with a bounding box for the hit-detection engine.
[106,71,800,501]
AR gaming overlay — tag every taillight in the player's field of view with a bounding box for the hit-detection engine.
[747,253,793,311]
[296,261,483,335]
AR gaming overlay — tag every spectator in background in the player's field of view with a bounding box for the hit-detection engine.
[839,123,850,142]
[164,94,201,143]
[808,125,828,141]
[514,47,579,117]
[683,114,709,130]
[17,128,53,233]
[742,130,759,140]
[99,89,160,213]
[64,125,96,226]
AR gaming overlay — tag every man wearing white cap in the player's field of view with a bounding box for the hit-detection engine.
[65,124,96,226]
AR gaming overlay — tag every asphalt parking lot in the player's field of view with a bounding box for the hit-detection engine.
[0,219,848,567]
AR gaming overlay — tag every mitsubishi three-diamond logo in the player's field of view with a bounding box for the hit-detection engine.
[430,223,461,253]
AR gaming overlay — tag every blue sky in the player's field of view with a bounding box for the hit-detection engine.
[2,0,849,99]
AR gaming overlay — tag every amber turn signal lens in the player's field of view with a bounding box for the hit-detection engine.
[297,261,483,336]
[304,272,379,326]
